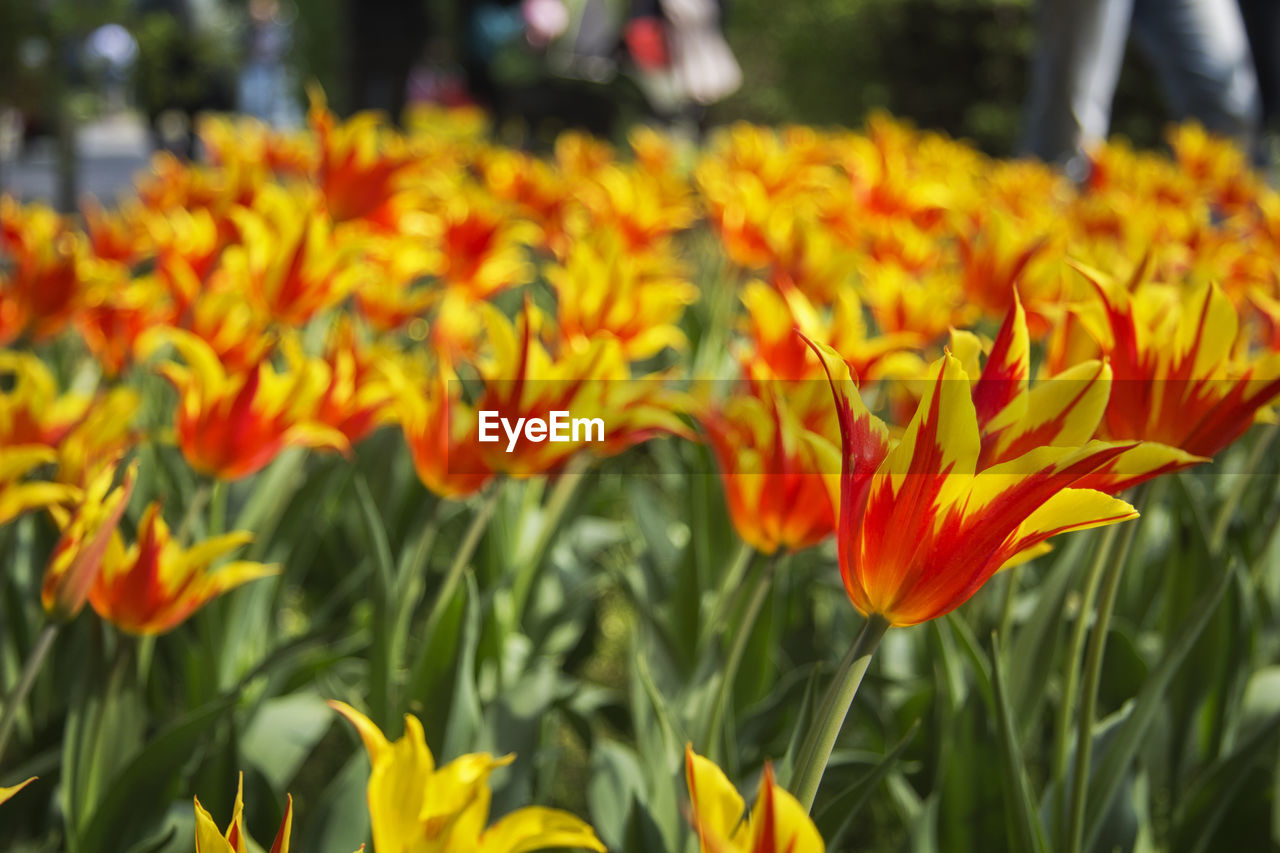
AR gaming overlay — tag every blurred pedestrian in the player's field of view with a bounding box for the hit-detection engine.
[1022,0,1262,178]
[237,0,301,128]
[134,0,236,158]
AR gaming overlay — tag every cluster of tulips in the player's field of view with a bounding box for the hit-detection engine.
[2,93,1280,852]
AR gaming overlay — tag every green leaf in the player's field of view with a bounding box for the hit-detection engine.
[241,691,334,792]
[441,572,484,762]
[1083,560,1237,852]
[587,740,649,851]
[991,634,1050,853]
[78,696,234,853]
[820,719,921,850]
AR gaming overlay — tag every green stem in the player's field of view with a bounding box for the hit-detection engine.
[208,478,228,538]
[510,454,591,622]
[1052,521,1122,840]
[0,623,59,764]
[1064,490,1147,853]
[1209,422,1279,555]
[998,563,1023,645]
[701,550,773,761]
[699,539,756,653]
[791,613,890,812]
[175,482,212,544]
[420,484,502,646]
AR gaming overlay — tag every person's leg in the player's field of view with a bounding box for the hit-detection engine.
[1131,0,1261,149]
[1236,0,1279,127]
[1021,0,1135,174]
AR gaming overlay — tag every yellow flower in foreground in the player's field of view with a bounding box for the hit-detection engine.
[1,776,36,806]
[329,700,605,853]
[194,773,363,853]
[686,745,823,853]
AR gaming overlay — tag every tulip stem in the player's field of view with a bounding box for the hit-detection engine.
[1064,488,1147,853]
[421,482,501,645]
[208,479,228,538]
[510,454,591,624]
[0,623,59,764]
[997,563,1022,644]
[1209,422,1278,555]
[1051,520,1121,838]
[700,539,756,653]
[791,613,890,812]
[701,550,774,762]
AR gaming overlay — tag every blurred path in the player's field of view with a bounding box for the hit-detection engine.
[0,112,151,205]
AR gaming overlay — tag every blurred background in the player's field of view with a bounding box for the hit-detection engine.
[0,0,1271,209]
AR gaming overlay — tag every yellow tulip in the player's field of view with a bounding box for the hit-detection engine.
[330,700,605,853]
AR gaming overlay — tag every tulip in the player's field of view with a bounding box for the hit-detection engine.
[950,293,1202,491]
[220,185,361,327]
[0,196,83,340]
[149,330,349,480]
[0,446,76,527]
[686,745,823,853]
[194,773,363,853]
[0,350,92,447]
[790,341,1141,810]
[310,92,418,226]
[700,380,847,554]
[1075,263,1280,458]
[548,231,697,360]
[90,502,276,635]
[329,701,605,853]
[0,776,35,807]
[41,460,137,622]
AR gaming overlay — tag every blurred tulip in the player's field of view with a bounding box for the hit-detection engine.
[700,380,842,554]
[0,776,36,807]
[0,196,84,340]
[41,460,136,622]
[148,330,348,480]
[329,701,605,853]
[548,231,696,360]
[1076,263,1280,458]
[55,388,142,488]
[221,185,361,326]
[0,351,91,449]
[310,92,418,226]
[0,446,76,527]
[287,320,399,445]
[90,502,276,635]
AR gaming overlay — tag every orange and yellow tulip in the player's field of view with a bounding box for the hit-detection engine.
[0,350,91,447]
[194,773,363,853]
[149,330,348,480]
[700,380,845,554]
[90,502,276,635]
[0,196,84,340]
[0,447,75,527]
[41,460,137,622]
[1076,264,1280,458]
[815,345,1139,627]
